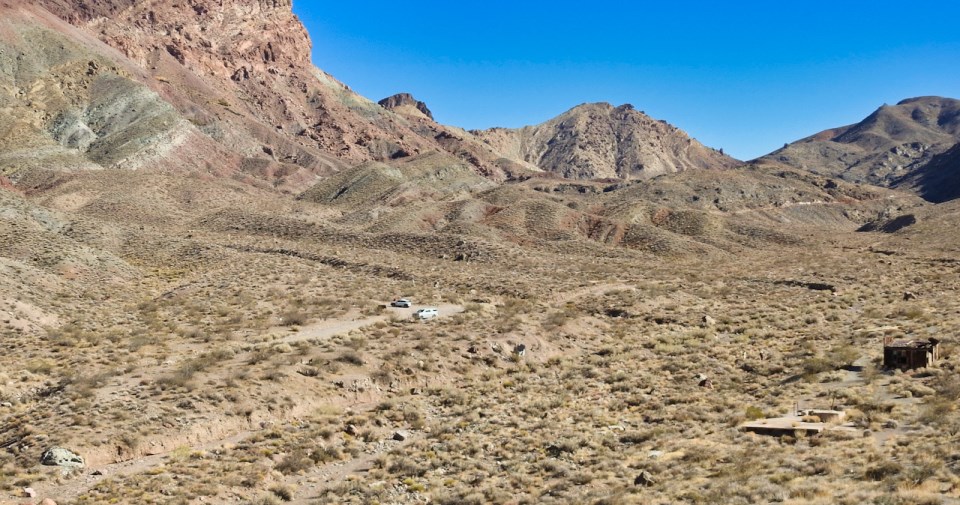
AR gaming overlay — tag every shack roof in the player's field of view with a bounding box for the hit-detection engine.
[884,337,939,349]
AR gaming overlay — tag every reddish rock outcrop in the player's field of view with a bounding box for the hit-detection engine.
[379,93,434,120]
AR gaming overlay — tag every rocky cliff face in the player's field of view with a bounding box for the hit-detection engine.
[474,103,739,180]
[891,141,960,203]
[36,0,425,160]
[2,0,435,191]
[762,97,960,193]
[36,0,310,77]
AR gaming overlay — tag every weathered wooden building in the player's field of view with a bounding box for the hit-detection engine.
[882,337,940,370]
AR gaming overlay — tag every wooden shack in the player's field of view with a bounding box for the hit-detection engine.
[883,337,940,370]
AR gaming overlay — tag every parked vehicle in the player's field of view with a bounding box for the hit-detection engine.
[390,298,412,308]
[414,308,438,320]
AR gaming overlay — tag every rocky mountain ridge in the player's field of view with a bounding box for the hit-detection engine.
[762,96,960,200]
[474,102,740,180]
[3,0,738,188]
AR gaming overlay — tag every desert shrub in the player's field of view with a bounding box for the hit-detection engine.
[619,430,658,445]
[270,485,294,501]
[745,406,765,420]
[387,457,427,477]
[296,366,321,377]
[865,461,902,481]
[280,310,307,326]
[905,458,942,486]
[309,445,341,464]
[275,450,313,475]
[932,374,960,401]
[830,344,860,367]
[336,351,364,366]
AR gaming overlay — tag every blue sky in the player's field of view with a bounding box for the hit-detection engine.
[293,1,960,160]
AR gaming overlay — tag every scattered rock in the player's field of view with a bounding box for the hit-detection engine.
[40,447,84,468]
[393,430,410,442]
[701,315,716,327]
[22,487,36,498]
[634,470,656,487]
[514,344,526,357]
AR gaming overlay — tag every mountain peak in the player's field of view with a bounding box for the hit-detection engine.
[378,93,434,121]
[473,102,737,180]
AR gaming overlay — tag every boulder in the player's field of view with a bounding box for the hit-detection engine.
[393,430,410,442]
[701,315,716,328]
[40,447,85,468]
[634,470,656,487]
[41,499,58,505]
[22,487,36,498]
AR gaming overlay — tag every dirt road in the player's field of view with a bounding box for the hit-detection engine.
[28,301,464,503]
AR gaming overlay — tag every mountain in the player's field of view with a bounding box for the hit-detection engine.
[2,0,734,191]
[473,102,740,180]
[762,96,960,198]
[0,0,914,257]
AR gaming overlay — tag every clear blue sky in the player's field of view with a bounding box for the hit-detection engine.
[293,1,960,160]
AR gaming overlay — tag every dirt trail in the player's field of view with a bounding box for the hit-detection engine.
[280,302,465,345]
[551,282,636,304]
[28,302,464,503]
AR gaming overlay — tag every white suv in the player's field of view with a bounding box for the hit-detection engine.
[414,308,438,320]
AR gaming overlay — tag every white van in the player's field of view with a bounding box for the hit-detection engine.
[414,308,438,320]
